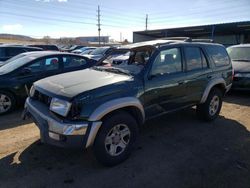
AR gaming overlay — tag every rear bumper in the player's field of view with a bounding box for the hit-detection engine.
[232,77,250,90]
[25,97,101,148]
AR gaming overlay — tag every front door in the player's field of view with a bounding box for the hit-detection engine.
[143,47,187,119]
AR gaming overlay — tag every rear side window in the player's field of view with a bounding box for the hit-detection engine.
[206,46,230,67]
[185,47,208,71]
[63,56,87,69]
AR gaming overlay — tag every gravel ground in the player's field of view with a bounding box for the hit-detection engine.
[0,92,250,188]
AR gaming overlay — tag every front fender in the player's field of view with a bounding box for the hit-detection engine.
[88,97,145,122]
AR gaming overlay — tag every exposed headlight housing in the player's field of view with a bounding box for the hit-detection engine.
[50,98,72,117]
[30,85,35,97]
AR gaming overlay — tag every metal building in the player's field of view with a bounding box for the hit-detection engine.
[133,21,250,46]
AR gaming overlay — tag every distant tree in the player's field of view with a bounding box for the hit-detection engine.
[122,39,129,44]
[42,36,51,44]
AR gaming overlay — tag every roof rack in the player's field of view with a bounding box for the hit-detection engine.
[192,39,214,43]
[161,37,191,42]
[160,37,214,43]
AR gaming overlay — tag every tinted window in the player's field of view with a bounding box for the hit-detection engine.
[27,61,43,73]
[206,46,230,66]
[28,57,59,72]
[7,48,25,56]
[185,47,202,71]
[63,56,86,69]
[0,48,5,58]
[151,48,182,75]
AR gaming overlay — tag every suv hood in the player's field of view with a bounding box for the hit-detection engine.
[34,68,132,98]
[232,61,250,73]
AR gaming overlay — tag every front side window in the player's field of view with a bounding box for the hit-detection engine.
[63,56,87,69]
[151,48,182,76]
[27,57,59,72]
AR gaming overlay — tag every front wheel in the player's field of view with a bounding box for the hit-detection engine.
[197,88,223,121]
[0,91,16,115]
[93,111,138,166]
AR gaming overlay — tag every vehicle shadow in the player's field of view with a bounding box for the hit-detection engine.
[1,108,250,187]
[0,109,32,131]
[225,90,250,107]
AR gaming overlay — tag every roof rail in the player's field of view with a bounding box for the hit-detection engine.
[192,39,214,43]
[161,37,191,42]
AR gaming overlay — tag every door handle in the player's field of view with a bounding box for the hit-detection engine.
[207,75,212,79]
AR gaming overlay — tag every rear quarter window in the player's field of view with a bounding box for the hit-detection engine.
[206,45,230,67]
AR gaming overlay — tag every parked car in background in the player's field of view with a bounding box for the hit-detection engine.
[0,51,97,114]
[80,48,96,55]
[0,51,39,67]
[62,45,86,52]
[227,44,250,90]
[24,38,232,166]
[29,44,59,51]
[83,46,115,61]
[0,45,42,63]
[72,47,97,54]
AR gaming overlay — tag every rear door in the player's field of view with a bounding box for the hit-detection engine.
[143,46,187,118]
[183,46,212,104]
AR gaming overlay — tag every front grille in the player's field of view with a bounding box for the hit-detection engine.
[33,90,52,107]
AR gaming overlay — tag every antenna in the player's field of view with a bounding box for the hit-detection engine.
[145,14,148,31]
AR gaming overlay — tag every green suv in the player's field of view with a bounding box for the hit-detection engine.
[24,38,233,166]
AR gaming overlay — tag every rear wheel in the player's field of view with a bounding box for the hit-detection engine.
[93,111,138,166]
[0,91,16,115]
[197,88,223,121]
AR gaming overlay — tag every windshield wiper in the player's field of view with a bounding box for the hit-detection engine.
[92,66,131,76]
[103,67,131,76]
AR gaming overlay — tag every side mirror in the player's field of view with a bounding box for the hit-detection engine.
[21,67,32,75]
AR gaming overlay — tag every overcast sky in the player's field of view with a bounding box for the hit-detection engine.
[0,0,249,41]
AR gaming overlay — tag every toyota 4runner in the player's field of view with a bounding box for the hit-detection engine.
[24,38,233,166]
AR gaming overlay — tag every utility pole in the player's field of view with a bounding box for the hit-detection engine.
[145,14,148,31]
[97,5,101,45]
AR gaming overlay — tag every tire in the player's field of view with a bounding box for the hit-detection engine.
[196,88,223,121]
[0,91,16,115]
[93,111,138,166]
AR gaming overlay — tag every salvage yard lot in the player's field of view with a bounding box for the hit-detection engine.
[0,92,250,188]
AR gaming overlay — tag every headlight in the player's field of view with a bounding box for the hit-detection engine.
[234,73,250,78]
[50,98,72,117]
[30,85,35,97]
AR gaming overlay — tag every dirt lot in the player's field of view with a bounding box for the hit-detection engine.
[0,92,250,188]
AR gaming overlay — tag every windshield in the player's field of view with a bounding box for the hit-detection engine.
[0,55,36,74]
[3,53,28,64]
[90,47,109,55]
[96,48,152,75]
[81,49,94,55]
[227,47,250,62]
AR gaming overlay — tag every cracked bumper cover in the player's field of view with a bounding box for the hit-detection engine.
[25,97,101,148]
